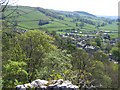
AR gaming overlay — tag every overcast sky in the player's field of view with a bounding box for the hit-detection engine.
[17,0,119,16]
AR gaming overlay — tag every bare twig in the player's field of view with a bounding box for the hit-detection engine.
[2,5,18,19]
[0,0,7,5]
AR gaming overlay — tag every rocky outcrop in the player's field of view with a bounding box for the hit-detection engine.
[16,79,79,90]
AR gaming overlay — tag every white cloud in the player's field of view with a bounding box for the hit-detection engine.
[17,0,119,16]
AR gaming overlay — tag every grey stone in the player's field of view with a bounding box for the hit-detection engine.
[16,79,79,90]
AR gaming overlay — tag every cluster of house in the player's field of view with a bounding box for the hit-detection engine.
[60,32,99,54]
[59,30,118,62]
[13,28,118,63]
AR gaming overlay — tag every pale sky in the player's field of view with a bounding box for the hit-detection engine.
[17,0,119,16]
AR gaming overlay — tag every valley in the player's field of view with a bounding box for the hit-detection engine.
[1,5,119,89]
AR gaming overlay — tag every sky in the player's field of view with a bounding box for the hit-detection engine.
[16,0,119,16]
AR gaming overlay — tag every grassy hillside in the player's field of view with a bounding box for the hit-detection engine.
[3,6,118,38]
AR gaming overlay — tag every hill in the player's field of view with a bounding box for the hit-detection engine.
[3,6,118,38]
[98,16,118,19]
[2,5,119,89]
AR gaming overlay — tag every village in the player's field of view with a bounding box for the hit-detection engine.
[59,29,118,63]
[12,27,119,64]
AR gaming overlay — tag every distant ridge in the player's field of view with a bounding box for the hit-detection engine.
[3,5,118,31]
[51,9,96,17]
[97,16,118,19]
[74,11,96,17]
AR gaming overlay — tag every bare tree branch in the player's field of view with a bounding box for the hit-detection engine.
[0,0,9,12]
[2,5,18,19]
[1,0,9,12]
[0,0,7,5]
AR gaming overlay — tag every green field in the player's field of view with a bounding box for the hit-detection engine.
[3,6,118,38]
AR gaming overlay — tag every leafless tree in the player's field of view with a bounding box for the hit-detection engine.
[0,0,9,12]
[0,0,19,32]
[0,0,18,19]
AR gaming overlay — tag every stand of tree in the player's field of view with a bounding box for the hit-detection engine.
[1,0,119,89]
[38,20,50,26]
[2,26,119,89]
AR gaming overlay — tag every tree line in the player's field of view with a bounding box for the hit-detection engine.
[2,25,119,89]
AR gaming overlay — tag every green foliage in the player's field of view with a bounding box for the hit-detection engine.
[93,51,109,62]
[104,42,112,53]
[3,60,28,88]
[95,37,102,47]
[14,30,56,81]
[0,78,2,90]
[105,61,118,88]
[38,20,49,26]
[37,50,72,80]
[71,48,89,70]
[102,75,112,88]
[8,44,27,62]
[2,5,118,89]
[110,47,119,61]
[2,30,57,87]
[91,61,112,88]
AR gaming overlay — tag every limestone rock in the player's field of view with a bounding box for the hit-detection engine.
[16,79,79,90]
